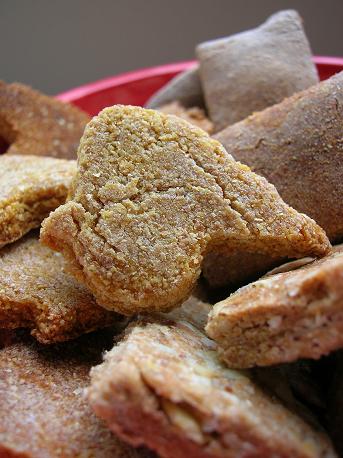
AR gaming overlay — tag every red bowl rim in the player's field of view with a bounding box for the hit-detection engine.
[57,56,343,103]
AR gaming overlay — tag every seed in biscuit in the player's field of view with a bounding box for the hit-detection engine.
[41,105,330,315]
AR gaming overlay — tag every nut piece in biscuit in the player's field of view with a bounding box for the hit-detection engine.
[0,81,90,159]
[0,154,76,248]
[206,245,343,368]
[0,235,123,344]
[146,66,204,109]
[88,307,335,458]
[158,101,213,134]
[41,105,330,315]
[0,331,153,458]
[196,10,318,131]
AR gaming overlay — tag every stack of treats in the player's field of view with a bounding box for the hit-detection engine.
[1,9,343,458]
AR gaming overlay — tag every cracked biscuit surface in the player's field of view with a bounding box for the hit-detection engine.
[88,305,335,458]
[0,155,76,248]
[0,235,122,343]
[0,81,89,159]
[0,331,153,457]
[206,245,343,368]
[41,105,330,315]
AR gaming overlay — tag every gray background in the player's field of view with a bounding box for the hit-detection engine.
[1,0,342,95]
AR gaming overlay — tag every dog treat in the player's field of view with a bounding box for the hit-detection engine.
[88,309,335,458]
[158,101,214,134]
[206,245,343,368]
[203,70,343,290]
[0,235,122,344]
[0,155,76,248]
[0,331,153,458]
[196,10,318,131]
[146,66,204,109]
[0,81,90,159]
[41,105,329,315]
[215,71,343,242]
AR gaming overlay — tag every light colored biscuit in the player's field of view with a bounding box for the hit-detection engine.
[158,101,213,134]
[40,105,329,315]
[0,81,89,159]
[0,155,76,248]
[196,10,318,131]
[0,235,122,343]
[0,331,153,458]
[88,308,335,458]
[206,245,343,368]
[146,66,204,109]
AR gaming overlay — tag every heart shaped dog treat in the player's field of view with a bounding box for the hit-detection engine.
[41,106,330,315]
[0,155,76,249]
[206,245,343,368]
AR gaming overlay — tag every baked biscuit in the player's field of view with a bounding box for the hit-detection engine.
[146,66,204,109]
[0,81,90,159]
[0,235,122,343]
[196,10,318,131]
[0,331,153,457]
[158,101,213,134]
[206,245,343,368]
[88,310,335,458]
[0,155,76,248]
[204,70,343,290]
[40,106,329,315]
[215,71,343,242]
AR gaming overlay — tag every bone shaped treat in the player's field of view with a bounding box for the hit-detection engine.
[196,10,318,131]
[40,105,329,315]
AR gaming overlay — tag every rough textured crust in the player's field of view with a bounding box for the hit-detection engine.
[0,155,76,248]
[206,245,343,368]
[0,331,153,458]
[158,101,214,134]
[146,66,204,109]
[215,70,343,242]
[0,235,123,343]
[88,311,335,458]
[40,105,330,315]
[204,70,343,290]
[0,81,89,159]
[196,10,318,131]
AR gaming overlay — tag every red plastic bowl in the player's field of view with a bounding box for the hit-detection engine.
[57,57,343,116]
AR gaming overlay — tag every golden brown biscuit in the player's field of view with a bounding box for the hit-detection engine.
[196,10,318,131]
[88,309,335,458]
[206,245,343,368]
[41,105,329,315]
[0,235,123,343]
[158,101,214,134]
[0,331,153,458]
[0,155,76,248]
[204,70,343,290]
[0,81,90,159]
[146,66,204,109]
